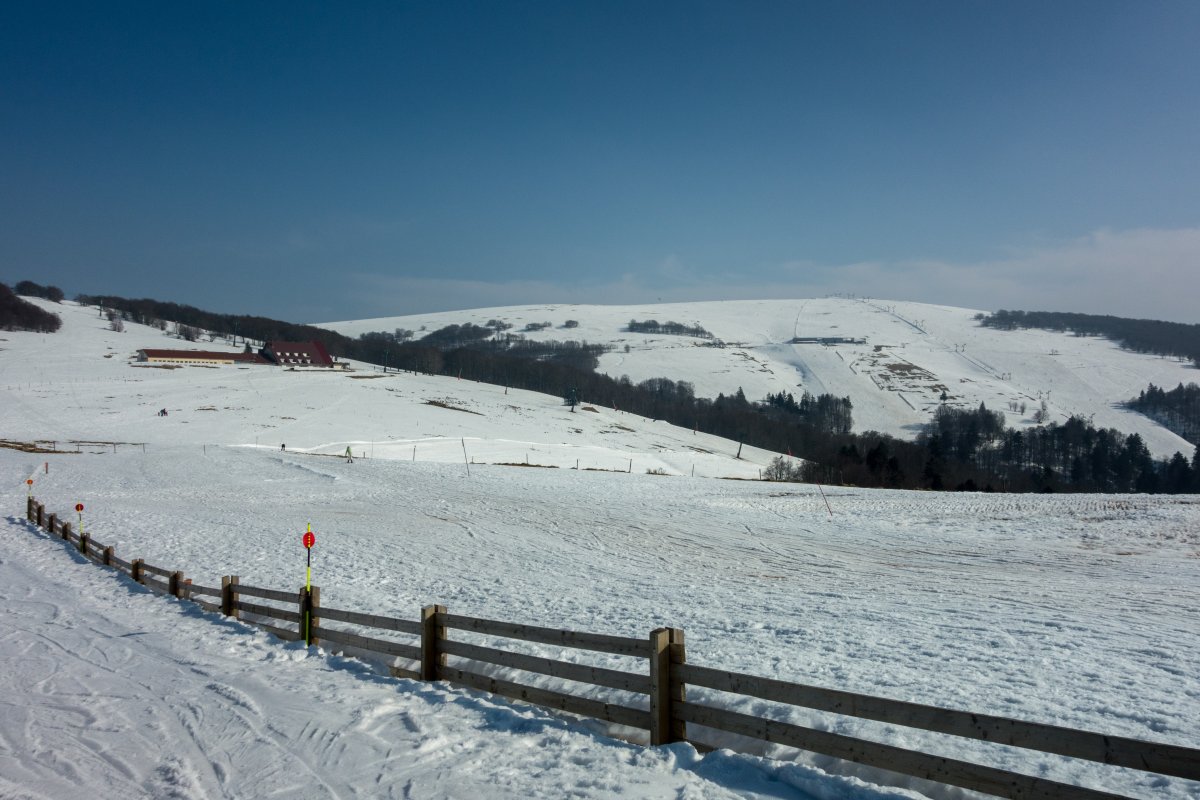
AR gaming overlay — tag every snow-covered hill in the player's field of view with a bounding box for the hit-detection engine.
[323,298,1198,459]
[0,299,775,478]
[2,297,1198,799]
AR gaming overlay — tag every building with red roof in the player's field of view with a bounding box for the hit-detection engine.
[263,341,335,367]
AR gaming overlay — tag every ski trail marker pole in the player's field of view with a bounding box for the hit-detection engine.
[302,524,316,642]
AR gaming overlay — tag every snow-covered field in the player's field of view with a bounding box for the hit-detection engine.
[2,298,1198,799]
[323,298,1199,459]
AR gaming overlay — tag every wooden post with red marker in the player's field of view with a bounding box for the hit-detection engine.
[301,524,317,645]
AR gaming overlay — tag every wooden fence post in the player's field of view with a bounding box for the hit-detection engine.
[221,576,240,618]
[131,559,144,584]
[170,571,184,598]
[300,586,320,646]
[61,522,71,541]
[668,628,687,742]
[421,604,447,681]
[649,627,686,745]
[103,546,114,566]
[36,503,44,529]
[48,513,57,535]
[27,496,35,522]
[79,531,89,556]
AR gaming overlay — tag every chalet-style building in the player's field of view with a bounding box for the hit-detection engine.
[136,349,270,366]
[262,341,335,368]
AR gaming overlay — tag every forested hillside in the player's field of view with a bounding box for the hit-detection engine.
[1,283,61,332]
[978,310,1200,366]
[1128,383,1200,446]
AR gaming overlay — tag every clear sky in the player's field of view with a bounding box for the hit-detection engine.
[3,1,1198,323]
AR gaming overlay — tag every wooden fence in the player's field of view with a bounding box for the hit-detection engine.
[21,497,1200,800]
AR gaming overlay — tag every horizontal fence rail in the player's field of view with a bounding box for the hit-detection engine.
[20,496,1200,800]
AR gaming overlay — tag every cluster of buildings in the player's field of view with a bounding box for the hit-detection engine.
[136,340,340,369]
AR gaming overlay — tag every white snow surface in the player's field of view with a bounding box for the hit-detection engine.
[1,298,1198,799]
[323,298,1200,459]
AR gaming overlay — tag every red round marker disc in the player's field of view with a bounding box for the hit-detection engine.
[26,479,33,485]
[75,503,84,512]
[303,531,315,549]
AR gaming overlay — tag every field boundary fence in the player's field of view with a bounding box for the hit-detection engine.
[19,497,1200,800]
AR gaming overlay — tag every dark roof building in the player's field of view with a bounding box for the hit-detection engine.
[263,341,335,367]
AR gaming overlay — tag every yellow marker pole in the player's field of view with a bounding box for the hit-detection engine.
[303,523,314,643]
[26,479,33,498]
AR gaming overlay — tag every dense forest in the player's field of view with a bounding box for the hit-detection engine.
[1,283,62,332]
[978,309,1200,366]
[1128,383,1200,446]
[76,293,1200,493]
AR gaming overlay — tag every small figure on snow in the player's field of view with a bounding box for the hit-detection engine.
[344,446,354,463]
[281,443,286,451]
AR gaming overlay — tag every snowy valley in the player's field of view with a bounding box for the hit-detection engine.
[1,298,1197,799]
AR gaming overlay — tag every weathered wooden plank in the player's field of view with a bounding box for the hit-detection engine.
[675,703,1129,800]
[318,627,422,660]
[236,584,297,604]
[440,639,651,694]
[140,563,174,578]
[389,665,421,681]
[237,600,301,624]
[441,666,650,731]
[439,613,650,658]
[675,663,1200,780]
[247,619,301,642]
[187,583,222,598]
[318,605,421,636]
[142,576,170,594]
[110,555,131,571]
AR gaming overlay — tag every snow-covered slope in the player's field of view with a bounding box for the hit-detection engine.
[323,298,1198,459]
[2,297,1198,799]
[0,299,774,478]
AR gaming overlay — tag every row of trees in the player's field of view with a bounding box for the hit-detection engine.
[1,283,62,332]
[14,280,66,303]
[627,319,715,338]
[764,391,854,435]
[978,309,1200,366]
[1127,383,1200,445]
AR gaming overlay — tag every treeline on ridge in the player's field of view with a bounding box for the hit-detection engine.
[1,283,62,332]
[978,309,1200,366]
[627,319,715,339]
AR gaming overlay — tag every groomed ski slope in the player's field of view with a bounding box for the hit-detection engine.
[323,298,1198,459]
[1,297,1198,799]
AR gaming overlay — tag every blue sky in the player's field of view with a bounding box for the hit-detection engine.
[3,1,1198,323]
